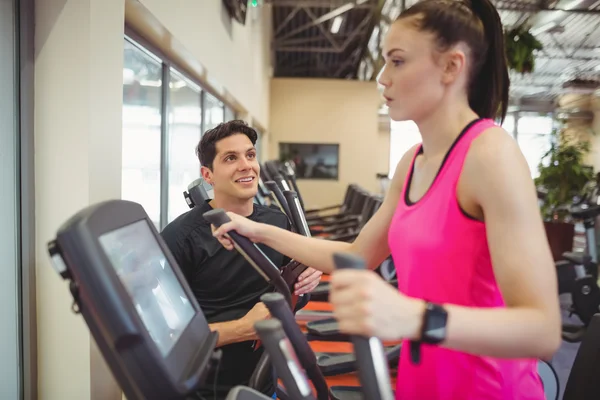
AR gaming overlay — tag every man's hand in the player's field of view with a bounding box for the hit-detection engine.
[210,302,271,347]
[241,302,271,327]
[294,267,322,295]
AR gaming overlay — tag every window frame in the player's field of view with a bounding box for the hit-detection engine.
[123,27,243,229]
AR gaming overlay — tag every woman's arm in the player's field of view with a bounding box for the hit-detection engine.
[213,146,417,274]
[330,130,561,360]
[441,128,561,359]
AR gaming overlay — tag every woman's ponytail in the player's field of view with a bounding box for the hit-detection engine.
[468,0,510,123]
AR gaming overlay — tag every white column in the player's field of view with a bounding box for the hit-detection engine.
[35,0,124,398]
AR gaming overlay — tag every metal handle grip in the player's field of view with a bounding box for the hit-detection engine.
[264,181,295,231]
[283,190,311,238]
[260,293,329,400]
[272,173,291,192]
[333,252,395,400]
[254,320,315,400]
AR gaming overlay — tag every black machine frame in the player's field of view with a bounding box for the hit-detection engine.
[48,200,218,399]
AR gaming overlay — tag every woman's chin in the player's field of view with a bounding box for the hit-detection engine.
[388,109,411,122]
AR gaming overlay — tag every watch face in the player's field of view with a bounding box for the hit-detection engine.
[424,303,448,344]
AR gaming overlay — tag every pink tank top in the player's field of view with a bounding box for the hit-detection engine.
[387,119,545,400]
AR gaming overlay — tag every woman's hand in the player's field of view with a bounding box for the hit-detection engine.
[211,212,265,250]
[329,269,425,341]
[294,267,322,295]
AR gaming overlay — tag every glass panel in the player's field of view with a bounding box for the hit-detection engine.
[224,106,236,122]
[502,114,515,137]
[388,120,421,178]
[254,128,263,162]
[516,113,554,178]
[99,220,196,356]
[122,39,163,229]
[203,92,224,132]
[167,69,202,222]
[0,0,21,397]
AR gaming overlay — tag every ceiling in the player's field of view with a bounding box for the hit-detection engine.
[267,0,380,79]
[265,0,600,106]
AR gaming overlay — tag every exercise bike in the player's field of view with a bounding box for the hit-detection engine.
[551,182,600,342]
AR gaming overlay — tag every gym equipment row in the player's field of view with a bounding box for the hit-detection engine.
[46,198,600,399]
[539,179,600,343]
[184,174,388,379]
[251,159,600,400]
[47,200,393,400]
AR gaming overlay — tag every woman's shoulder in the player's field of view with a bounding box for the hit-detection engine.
[462,124,533,202]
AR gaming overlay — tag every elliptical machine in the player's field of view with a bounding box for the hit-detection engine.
[554,181,600,342]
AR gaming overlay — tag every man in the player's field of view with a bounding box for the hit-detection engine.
[161,120,322,399]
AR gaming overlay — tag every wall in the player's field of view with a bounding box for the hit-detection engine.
[138,0,272,129]
[557,93,600,170]
[35,0,124,398]
[269,78,388,207]
[34,1,273,398]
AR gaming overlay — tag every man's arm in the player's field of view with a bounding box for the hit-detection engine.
[210,302,270,347]
[160,229,269,346]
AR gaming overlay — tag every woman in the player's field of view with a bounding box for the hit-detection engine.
[212,0,561,398]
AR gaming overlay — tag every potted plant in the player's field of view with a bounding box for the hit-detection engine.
[534,128,594,260]
[504,26,543,74]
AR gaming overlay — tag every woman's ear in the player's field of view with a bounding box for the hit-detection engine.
[440,47,467,85]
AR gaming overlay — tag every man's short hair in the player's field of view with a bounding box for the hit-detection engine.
[196,120,258,170]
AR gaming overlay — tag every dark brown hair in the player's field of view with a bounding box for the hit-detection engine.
[196,120,258,170]
[397,0,509,122]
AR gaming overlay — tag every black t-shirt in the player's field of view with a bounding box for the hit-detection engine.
[160,201,290,399]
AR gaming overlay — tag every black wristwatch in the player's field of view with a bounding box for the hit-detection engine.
[409,302,448,365]
[420,302,448,344]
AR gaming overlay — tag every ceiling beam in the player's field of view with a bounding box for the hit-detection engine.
[536,55,600,61]
[275,0,374,43]
[277,35,345,46]
[497,6,600,14]
[275,46,343,53]
[274,12,372,53]
[303,7,341,51]
[274,7,300,37]
[267,0,374,8]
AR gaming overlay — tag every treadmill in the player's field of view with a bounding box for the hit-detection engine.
[46,200,276,399]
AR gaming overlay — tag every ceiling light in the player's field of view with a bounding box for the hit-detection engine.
[330,16,343,33]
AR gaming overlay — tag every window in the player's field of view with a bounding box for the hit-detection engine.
[388,120,421,178]
[1,0,22,397]
[122,39,163,229]
[255,128,263,162]
[167,69,202,223]
[203,92,224,131]
[224,105,236,121]
[122,36,239,229]
[515,113,554,178]
[502,113,516,137]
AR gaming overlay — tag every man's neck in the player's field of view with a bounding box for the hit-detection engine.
[209,195,255,217]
